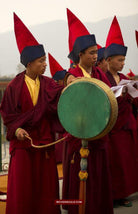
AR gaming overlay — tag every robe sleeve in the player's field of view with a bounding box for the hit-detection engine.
[44,77,64,113]
[0,76,64,140]
[0,85,34,140]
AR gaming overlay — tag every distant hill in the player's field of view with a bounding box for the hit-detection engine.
[0,14,138,77]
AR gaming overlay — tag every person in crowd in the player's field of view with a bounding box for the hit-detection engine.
[96,47,108,73]
[62,34,114,214]
[48,52,67,164]
[104,15,138,207]
[0,13,64,214]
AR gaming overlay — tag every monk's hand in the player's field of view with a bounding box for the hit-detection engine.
[67,75,76,85]
[121,86,128,97]
[133,82,138,89]
[16,128,29,141]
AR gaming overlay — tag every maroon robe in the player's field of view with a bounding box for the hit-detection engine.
[106,71,138,199]
[62,65,113,214]
[0,71,64,214]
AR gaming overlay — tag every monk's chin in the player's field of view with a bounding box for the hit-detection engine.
[41,70,45,74]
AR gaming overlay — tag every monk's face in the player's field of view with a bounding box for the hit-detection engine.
[107,55,125,72]
[79,46,98,67]
[98,59,108,73]
[28,55,47,76]
[56,79,64,86]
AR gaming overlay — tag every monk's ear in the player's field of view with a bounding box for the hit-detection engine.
[79,52,82,58]
[27,62,31,68]
[106,57,111,63]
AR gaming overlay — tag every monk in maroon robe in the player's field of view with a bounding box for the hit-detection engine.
[96,47,108,73]
[105,49,138,207]
[52,70,67,164]
[0,68,64,214]
[62,35,114,214]
[0,13,64,214]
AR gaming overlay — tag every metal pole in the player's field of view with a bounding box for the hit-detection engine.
[79,139,89,214]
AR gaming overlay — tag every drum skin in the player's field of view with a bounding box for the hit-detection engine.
[58,77,118,140]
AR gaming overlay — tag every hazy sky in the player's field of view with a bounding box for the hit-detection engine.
[0,0,138,33]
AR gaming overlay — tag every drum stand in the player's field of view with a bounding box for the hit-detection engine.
[79,139,89,214]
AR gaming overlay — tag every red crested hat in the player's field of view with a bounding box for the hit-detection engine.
[48,53,63,77]
[14,12,45,67]
[104,16,127,59]
[105,16,124,47]
[14,12,39,53]
[135,30,138,47]
[67,8,101,52]
[48,53,66,81]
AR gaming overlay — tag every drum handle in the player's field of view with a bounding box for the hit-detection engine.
[25,135,67,149]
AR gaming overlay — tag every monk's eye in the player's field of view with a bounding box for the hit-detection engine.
[40,59,44,63]
[90,50,98,55]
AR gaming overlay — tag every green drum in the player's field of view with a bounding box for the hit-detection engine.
[58,77,118,140]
